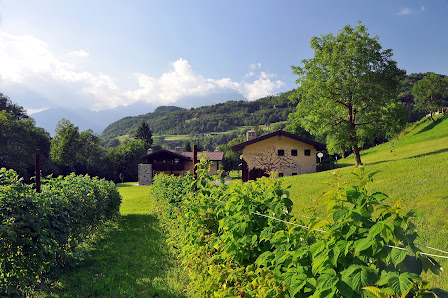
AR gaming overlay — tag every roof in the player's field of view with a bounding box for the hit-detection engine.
[140,149,224,161]
[139,149,191,160]
[231,130,326,151]
[181,151,224,161]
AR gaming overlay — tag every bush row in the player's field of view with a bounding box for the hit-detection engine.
[0,168,122,295]
[150,158,440,297]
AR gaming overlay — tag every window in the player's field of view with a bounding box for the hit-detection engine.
[304,149,311,156]
[292,173,297,176]
[291,149,298,156]
[278,149,284,156]
[278,173,284,177]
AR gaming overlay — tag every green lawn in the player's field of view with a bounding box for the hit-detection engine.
[283,114,448,290]
[37,182,187,297]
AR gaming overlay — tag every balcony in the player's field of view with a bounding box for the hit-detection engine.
[152,163,185,172]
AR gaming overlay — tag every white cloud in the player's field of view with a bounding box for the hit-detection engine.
[0,31,285,110]
[398,6,424,16]
[125,59,284,104]
[240,72,284,100]
[249,63,262,70]
[26,107,48,114]
[67,50,89,57]
[398,8,413,15]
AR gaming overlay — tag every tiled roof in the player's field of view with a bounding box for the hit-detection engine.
[180,151,224,161]
[231,130,326,151]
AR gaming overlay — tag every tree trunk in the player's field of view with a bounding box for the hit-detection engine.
[352,143,362,167]
[348,104,363,167]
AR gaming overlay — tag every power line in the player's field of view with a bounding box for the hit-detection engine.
[206,196,448,260]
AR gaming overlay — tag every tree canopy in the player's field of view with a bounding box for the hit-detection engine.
[135,121,153,145]
[412,73,448,121]
[290,23,407,166]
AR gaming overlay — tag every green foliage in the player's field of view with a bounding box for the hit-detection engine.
[0,110,51,180]
[150,159,438,297]
[106,138,149,182]
[0,92,29,120]
[51,119,107,177]
[290,22,407,166]
[50,119,81,172]
[101,91,296,144]
[0,168,121,295]
[135,120,153,145]
[412,73,448,122]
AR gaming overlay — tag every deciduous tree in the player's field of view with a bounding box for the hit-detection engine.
[290,23,406,166]
[412,73,448,122]
[50,119,81,173]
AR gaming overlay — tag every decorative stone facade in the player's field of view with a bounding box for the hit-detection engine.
[138,163,153,186]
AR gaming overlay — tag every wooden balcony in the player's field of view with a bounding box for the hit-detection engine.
[152,163,185,172]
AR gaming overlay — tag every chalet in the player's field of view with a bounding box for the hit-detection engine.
[138,147,224,185]
[231,130,325,181]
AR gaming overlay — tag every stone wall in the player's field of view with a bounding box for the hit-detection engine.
[138,164,153,185]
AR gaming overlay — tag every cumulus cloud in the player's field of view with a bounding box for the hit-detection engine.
[0,31,285,111]
[125,59,284,104]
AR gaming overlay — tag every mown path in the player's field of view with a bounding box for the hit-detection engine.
[39,182,186,297]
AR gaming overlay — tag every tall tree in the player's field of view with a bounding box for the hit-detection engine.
[0,93,29,120]
[135,121,153,146]
[412,73,448,122]
[77,129,105,176]
[290,23,407,166]
[106,139,148,182]
[50,119,81,173]
[0,111,51,179]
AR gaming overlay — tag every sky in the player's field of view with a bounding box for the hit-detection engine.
[0,0,447,113]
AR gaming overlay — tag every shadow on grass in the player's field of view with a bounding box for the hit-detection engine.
[404,147,448,160]
[48,214,186,297]
[116,183,136,188]
[417,114,447,135]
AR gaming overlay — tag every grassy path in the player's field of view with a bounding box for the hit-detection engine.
[39,182,186,297]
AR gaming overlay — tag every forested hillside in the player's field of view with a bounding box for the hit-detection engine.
[101,73,448,148]
[101,91,296,145]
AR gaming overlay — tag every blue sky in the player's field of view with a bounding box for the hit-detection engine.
[0,0,447,113]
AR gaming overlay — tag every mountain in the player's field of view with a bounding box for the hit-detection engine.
[30,91,246,136]
[101,91,296,144]
[31,102,158,136]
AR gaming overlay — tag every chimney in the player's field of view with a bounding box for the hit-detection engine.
[247,130,257,141]
[147,148,153,155]
[174,146,182,152]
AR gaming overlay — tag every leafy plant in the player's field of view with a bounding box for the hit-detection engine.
[149,160,440,297]
[0,168,121,295]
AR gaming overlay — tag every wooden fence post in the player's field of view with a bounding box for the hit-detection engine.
[193,144,198,180]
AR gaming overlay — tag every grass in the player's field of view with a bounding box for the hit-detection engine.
[282,114,448,290]
[36,182,187,297]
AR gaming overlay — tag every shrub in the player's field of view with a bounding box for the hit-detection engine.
[0,168,121,295]
[150,159,441,297]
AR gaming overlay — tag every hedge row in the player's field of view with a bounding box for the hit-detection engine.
[150,158,440,297]
[0,168,122,295]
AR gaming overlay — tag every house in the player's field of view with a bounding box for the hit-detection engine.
[231,130,325,181]
[138,147,224,185]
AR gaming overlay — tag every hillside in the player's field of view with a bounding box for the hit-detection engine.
[101,91,296,145]
[282,114,448,290]
[101,72,447,148]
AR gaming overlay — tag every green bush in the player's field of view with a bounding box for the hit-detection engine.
[150,159,440,297]
[0,168,121,295]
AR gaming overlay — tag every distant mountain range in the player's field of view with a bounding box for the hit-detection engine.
[31,92,246,136]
